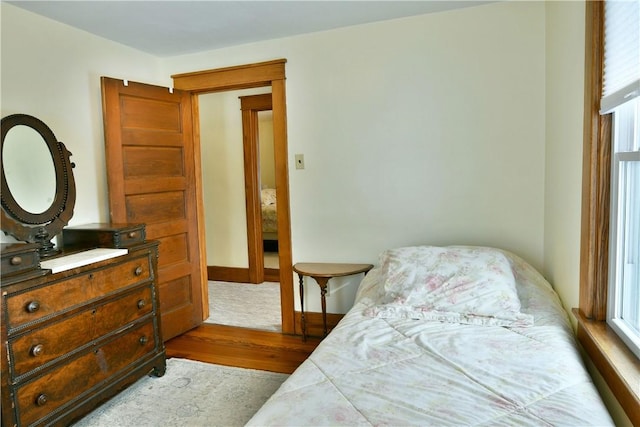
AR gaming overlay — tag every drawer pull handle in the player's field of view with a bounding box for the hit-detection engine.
[35,394,48,406]
[128,231,137,238]
[139,336,148,345]
[10,256,22,265]
[134,266,143,276]
[26,301,40,313]
[30,344,44,357]
[137,299,146,309]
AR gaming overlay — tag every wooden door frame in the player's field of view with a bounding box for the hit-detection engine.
[239,93,276,284]
[172,59,295,335]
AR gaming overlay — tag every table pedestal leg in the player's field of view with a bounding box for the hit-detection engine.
[298,273,306,341]
[315,277,330,337]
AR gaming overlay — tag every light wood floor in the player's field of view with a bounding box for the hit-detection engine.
[165,323,321,374]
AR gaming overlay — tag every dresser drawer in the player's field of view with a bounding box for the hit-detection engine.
[15,321,157,426]
[0,243,41,276]
[9,286,153,378]
[5,254,152,330]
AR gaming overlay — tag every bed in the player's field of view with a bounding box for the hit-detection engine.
[248,245,613,426]
[261,188,278,251]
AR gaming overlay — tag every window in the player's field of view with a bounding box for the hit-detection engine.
[601,0,640,359]
[577,0,640,423]
[607,97,640,359]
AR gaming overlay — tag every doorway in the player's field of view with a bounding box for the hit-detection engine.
[170,59,296,335]
[198,88,280,331]
[198,88,272,280]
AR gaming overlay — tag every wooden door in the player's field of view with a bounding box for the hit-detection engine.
[101,77,205,341]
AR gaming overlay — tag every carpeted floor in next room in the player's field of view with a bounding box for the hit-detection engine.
[205,280,281,332]
[75,358,288,427]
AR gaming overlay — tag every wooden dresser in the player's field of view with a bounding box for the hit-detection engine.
[1,240,166,427]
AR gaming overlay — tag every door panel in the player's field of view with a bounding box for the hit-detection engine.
[124,147,184,177]
[101,77,204,340]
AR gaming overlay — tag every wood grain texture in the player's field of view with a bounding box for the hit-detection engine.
[11,286,152,376]
[101,77,204,340]
[165,323,320,374]
[206,266,280,283]
[240,93,274,285]
[271,78,295,335]
[579,0,610,321]
[189,96,210,321]
[1,242,165,427]
[6,255,151,327]
[242,106,265,284]
[171,60,295,335]
[171,59,286,92]
[207,266,251,283]
[17,322,157,426]
[574,309,640,425]
[293,263,374,278]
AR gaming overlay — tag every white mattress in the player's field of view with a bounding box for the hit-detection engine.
[248,250,613,426]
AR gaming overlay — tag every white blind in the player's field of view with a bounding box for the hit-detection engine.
[601,0,640,113]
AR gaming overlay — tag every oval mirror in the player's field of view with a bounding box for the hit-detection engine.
[1,114,76,257]
[3,124,57,214]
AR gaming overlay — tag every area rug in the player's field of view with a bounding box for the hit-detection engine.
[205,281,281,332]
[75,358,288,427]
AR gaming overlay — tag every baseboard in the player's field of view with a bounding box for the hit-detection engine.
[207,266,251,283]
[265,268,279,282]
[294,311,344,338]
[207,266,281,284]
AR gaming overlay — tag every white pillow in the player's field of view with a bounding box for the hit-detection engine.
[364,246,534,327]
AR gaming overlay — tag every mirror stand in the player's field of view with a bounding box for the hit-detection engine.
[1,114,76,257]
[34,228,58,257]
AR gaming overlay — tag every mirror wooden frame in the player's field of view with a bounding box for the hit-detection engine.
[1,114,76,256]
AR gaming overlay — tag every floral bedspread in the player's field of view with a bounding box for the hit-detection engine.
[262,205,278,233]
[248,251,613,426]
[261,204,277,234]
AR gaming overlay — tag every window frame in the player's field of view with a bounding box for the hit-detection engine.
[607,99,640,360]
[576,1,640,424]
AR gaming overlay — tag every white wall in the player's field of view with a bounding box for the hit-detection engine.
[199,89,276,268]
[544,0,586,317]
[161,1,546,311]
[199,91,247,267]
[0,3,163,239]
[259,112,276,189]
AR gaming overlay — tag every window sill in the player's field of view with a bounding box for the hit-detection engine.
[573,308,640,425]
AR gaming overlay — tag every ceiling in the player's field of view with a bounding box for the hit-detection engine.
[7,1,489,57]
